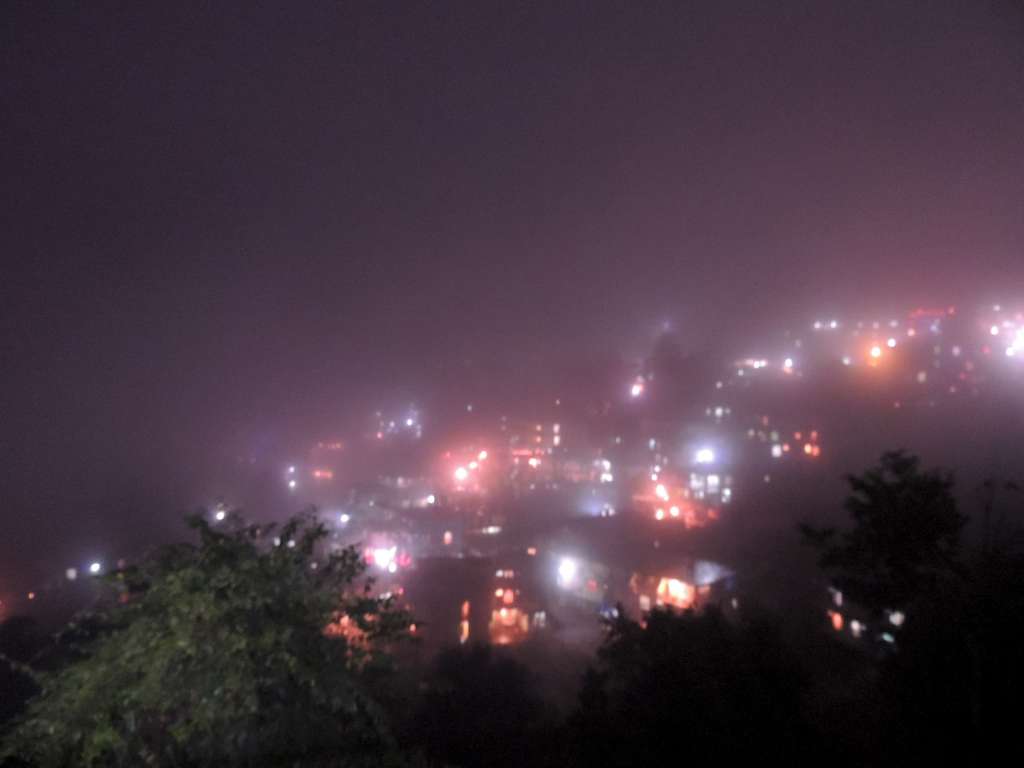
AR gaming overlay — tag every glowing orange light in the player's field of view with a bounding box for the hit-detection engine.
[804,443,813,455]
[656,577,694,609]
[828,610,844,631]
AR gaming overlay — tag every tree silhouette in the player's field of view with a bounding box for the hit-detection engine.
[1,513,410,767]
[569,606,812,766]
[405,643,551,768]
[801,450,966,619]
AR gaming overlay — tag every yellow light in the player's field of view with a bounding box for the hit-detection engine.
[656,577,694,609]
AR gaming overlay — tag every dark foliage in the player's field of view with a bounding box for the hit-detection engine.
[405,644,552,768]
[569,606,815,765]
[801,450,967,618]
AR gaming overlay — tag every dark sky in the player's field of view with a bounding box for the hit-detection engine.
[3,1,1023,585]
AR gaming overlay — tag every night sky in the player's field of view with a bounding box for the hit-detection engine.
[3,1,1023,585]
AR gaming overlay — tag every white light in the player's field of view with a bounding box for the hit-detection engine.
[669,505,680,517]
[373,547,396,569]
[340,513,350,524]
[405,417,414,427]
[387,561,398,573]
[454,466,469,482]
[870,345,882,359]
[426,494,436,505]
[889,610,905,627]
[830,320,838,329]
[841,355,852,366]
[65,568,78,581]
[89,562,102,575]
[1006,346,1016,358]
[468,461,478,470]
[478,450,488,461]
[783,357,794,370]
[288,465,296,474]
[655,483,669,501]
[557,557,578,587]
[887,337,897,348]
[630,381,644,398]
[695,448,715,465]
[288,479,297,490]
[991,325,1000,336]
[528,456,541,468]
[215,510,226,521]
[771,444,783,458]
[599,472,614,483]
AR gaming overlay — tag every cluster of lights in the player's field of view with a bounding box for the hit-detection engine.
[454,450,491,486]
[375,409,423,440]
